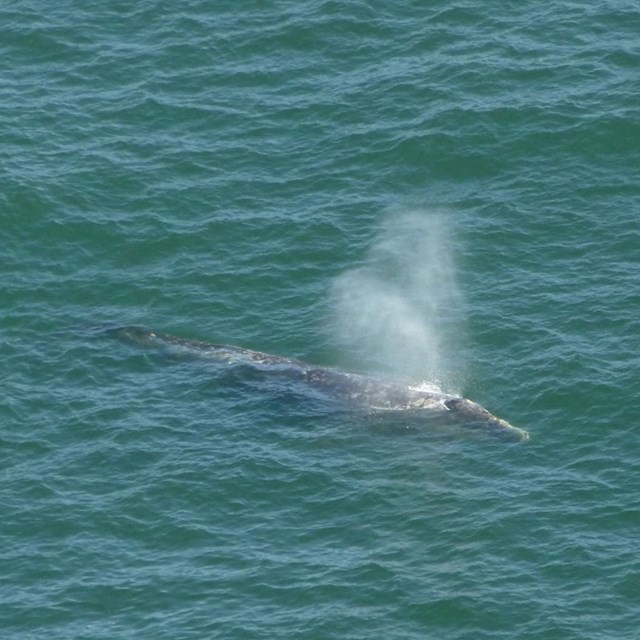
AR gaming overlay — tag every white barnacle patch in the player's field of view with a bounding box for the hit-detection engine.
[409,396,447,410]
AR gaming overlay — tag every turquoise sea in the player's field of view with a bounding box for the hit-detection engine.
[2,2,639,638]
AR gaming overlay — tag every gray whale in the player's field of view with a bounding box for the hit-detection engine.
[107,326,529,442]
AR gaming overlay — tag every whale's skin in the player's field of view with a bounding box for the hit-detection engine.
[106,326,529,442]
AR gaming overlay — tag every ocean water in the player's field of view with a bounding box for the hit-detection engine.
[2,1,639,638]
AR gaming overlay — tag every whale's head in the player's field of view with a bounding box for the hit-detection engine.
[444,397,529,442]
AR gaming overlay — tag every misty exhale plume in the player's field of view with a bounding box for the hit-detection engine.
[330,210,467,390]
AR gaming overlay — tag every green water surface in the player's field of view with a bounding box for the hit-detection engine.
[2,2,639,638]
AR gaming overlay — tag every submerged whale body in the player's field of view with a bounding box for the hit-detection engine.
[106,326,529,443]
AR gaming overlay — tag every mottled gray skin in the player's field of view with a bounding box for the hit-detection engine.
[107,326,528,442]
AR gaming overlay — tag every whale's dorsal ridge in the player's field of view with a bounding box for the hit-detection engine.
[106,326,529,442]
